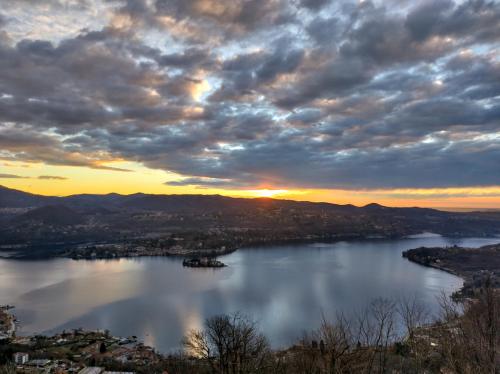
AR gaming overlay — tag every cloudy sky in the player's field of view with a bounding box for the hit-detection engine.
[0,0,499,208]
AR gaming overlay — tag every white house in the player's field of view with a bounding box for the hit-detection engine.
[13,352,29,365]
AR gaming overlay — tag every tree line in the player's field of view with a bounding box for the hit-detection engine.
[171,284,499,374]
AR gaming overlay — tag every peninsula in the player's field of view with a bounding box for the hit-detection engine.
[403,243,500,298]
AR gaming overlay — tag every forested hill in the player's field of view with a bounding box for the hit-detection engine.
[1,185,500,258]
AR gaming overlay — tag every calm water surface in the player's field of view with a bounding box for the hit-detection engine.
[0,236,498,352]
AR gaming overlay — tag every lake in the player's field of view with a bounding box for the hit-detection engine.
[0,235,498,352]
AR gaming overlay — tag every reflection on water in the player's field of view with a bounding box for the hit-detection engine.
[0,236,498,352]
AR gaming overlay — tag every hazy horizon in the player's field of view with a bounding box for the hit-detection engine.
[3,183,500,212]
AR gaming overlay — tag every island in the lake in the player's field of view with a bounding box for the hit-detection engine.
[403,243,500,298]
[182,257,226,268]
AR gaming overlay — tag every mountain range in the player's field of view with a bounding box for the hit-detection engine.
[1,185,500,258]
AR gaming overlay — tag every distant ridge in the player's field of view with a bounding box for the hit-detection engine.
[363,203,386,209]
[14,205,84,226]
[0,185,58,208]
[1,185,500,255]
[0,184,430,213]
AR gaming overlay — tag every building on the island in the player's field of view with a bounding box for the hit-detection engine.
[13,352,29,365]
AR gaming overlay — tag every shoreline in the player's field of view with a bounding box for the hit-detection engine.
[402,243,500,298]
[2,240,499,372]
[405,256,468,298]
[0,232,479,261]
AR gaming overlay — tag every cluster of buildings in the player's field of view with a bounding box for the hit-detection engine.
[460,269,500,297]
[66,237,234,260]
[13,353,136,373]
[6,328,163,374]
[13,352,65,373]
[1,306,171,373]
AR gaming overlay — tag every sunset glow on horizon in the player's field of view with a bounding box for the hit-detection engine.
[2,159,500,209]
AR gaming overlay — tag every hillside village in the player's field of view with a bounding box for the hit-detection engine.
[1,308,163,374]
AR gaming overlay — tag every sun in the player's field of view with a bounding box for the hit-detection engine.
[248,189,289,198]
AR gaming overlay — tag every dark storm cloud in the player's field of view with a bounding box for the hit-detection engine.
[157,48,215,69]
[300,0,330,10]
[111,0,298,44]
[38,175,68,180]
[154,133,500,190]
[0,173,67,181]
[165,177,248,188]
[1,0,499,189]
[0,173,26,179]
[0,126,131,171]
[273,55,373,109]
[306,16,340,45]
[405,1,455,42]
[0,26,204,130]
[154,0,295,34]
[210,46,305,102]
[0,14,7,28]
[287,109,325,126]
[405,0,500,43]
[339,15,452,66]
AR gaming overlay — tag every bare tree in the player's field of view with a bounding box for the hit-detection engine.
[183,312,271,374]
[396,295,430,371]
[287,312,356,374]
[436,281,500,373]
[357,298,397,374]
[287,335,322,374]
[397,294,430,339]
[316,312,353,373]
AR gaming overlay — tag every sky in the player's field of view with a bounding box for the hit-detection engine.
[0,0,499,208]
